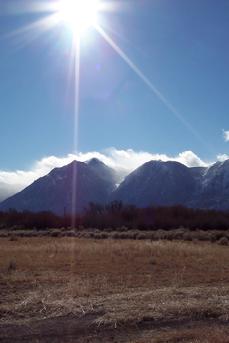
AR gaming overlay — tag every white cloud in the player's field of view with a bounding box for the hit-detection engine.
[0,148,212,202]
[217,154,229,162]
[104,148,208,171]
[172,151,208,168]
[223,130,229,142]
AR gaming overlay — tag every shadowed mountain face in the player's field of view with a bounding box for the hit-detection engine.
[112,161,199,207]
[87,158,119,185]
[2,159,229,213]
[112,160,229,210]
[194,160,229,210]
[0,159,117,215]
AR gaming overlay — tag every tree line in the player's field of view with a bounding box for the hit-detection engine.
[1,202,229,230]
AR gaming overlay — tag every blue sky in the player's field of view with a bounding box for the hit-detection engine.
[0,0,229,171]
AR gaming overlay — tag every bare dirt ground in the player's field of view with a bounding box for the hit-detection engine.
[0,237,229,342]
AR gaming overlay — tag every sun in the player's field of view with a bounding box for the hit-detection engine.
[57,0,100,35]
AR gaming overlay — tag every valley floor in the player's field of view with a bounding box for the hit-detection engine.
[0,237,229,342]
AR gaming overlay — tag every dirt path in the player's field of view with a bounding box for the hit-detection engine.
[1,313,229,343]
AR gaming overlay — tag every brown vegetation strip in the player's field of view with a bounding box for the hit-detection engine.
[0,238,229,342]
[1,227,229,245]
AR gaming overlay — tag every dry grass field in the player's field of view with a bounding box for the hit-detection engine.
[1,236,229,342]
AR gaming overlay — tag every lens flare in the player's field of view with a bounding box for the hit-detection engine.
[57,0,100,34]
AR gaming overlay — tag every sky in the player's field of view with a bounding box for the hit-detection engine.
[0,0,229,199]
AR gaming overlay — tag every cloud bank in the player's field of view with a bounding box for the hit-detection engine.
[0,148,218,202]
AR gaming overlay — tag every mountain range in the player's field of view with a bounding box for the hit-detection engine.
[1,158,229,214]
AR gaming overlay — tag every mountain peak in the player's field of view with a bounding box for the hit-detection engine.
[0,159,116,215]
[87,158,106,166]
[113,159,196,207]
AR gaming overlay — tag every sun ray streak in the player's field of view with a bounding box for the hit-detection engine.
[2,0,58,16]
[69,36,81,295]
[5,14,59,39]
[64,39,78,112]
[2,14,60,50]
[95,24,212,150]
[71,36,81,228]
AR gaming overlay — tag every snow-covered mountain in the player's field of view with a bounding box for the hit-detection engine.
[0,159,117,215]
[2,158,229,213]
[112,159,229,210]
[194,160,229,210]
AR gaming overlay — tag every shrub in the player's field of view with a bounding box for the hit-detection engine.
[0,231,8,238]
[64,230,76,237]
[217,237,229,246]
[7,260,17,272]
[136,233,147,240]
[50,229,61,237]
[9,235,18,241]
[117,226,129,232]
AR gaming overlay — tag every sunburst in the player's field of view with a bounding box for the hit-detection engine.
[56,0,100,35]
